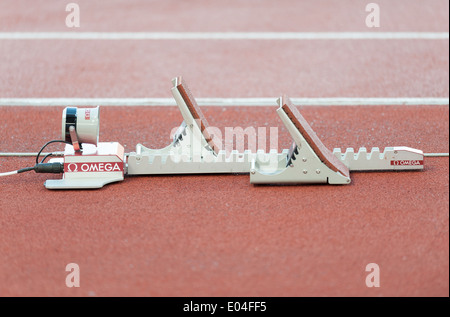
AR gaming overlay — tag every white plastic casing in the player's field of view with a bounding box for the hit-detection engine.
[62,106,100,145]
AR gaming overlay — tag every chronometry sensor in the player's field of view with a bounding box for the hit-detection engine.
[62,106,100,148]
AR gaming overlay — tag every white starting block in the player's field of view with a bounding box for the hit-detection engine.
[43,76,424,189]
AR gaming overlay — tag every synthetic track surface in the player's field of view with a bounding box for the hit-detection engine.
[0,0,448,297]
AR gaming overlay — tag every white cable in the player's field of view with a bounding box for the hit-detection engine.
[0,170,19,177]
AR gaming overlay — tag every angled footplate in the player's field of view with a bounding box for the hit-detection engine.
[250,96,351,184]
[127,76,256,175]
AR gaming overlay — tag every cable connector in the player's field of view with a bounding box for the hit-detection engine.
[17,163,64,174]
[1,163,64,177]
[33,163,64,174]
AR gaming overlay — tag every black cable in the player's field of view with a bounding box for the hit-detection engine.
[17,166,35,174]
[2,140,70,177]
[36,140,70,164]
[33,163,64,174]
[40,152,54,163]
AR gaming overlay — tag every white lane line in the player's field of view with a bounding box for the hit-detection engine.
[0,32,448,40]
[424,153,449,157]
[1,152,448,157]
[0,152,61,157]
[0,98,448,107]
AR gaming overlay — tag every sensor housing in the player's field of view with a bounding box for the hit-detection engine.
[62,106,99,146]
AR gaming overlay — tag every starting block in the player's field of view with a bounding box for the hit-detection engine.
[43,76,424,189]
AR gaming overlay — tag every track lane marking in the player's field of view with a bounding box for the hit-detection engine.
[0,98,448,107]
[0,153,448,157]
[0,32,448,40]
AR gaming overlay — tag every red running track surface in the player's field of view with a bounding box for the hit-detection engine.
[0,0,448,297]
[0,106,448,296]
